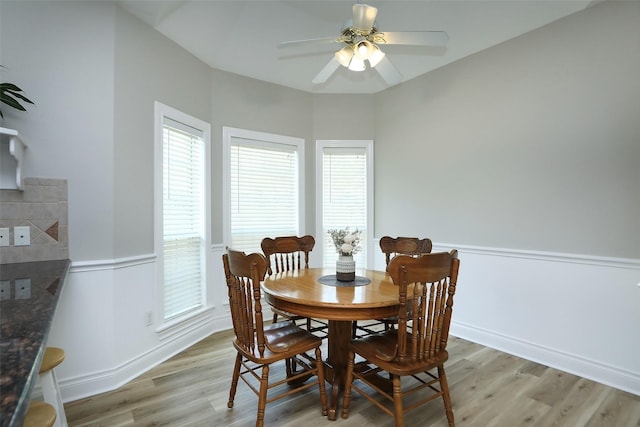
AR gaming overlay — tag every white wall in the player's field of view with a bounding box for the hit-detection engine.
[445,246,640,395]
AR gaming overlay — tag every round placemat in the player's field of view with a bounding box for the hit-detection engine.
[317,275,371,287]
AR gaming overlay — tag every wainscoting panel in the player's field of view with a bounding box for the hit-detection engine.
[45,243,638,403]
[46,246,232,403]
[436,243,640,396]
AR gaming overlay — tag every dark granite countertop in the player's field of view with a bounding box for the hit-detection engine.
[0,259,70,427]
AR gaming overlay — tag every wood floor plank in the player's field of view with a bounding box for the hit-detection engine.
[584,389,640,427]
[533,378,610,427]
[63,330,640,427]
[526,367,582,406]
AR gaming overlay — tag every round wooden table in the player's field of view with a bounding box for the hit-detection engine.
[262,267,399,420]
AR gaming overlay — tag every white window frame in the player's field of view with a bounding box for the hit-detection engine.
[315,140,374,269]
[222,127,305,252]
[154,102,211,330]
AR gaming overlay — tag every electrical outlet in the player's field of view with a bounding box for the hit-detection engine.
[0,228,9,246]
[15,278,31,299]
[14,226,30,246]
[0,281,10,301]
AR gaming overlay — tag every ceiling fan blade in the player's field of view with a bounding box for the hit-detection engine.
[380,31,449,46]
[374,56,402,86]
[312,57,341,84]
[278,37,340,50]
[352,4,377,33]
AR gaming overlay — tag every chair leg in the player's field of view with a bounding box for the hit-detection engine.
[272,313,278,323]
[256,364,270,427]
[227,353,242,408]
[438,365,455,427]
[314,347,328,416]
[392,374,404,427]
[341,350,356,419]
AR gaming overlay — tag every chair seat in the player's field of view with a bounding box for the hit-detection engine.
[234,321,322,363]
[39,347,65,373]
[350,331,449,376]
[23,401,56,427]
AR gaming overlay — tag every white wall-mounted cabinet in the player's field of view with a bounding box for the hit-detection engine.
[0,127,27,190]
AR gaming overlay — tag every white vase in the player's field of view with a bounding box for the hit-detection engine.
[336,254,356,282]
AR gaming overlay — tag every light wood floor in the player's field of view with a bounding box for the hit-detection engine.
[64,329,640,427]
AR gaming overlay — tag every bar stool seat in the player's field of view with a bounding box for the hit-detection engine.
[23,401,56,427]
[39,347,68,427]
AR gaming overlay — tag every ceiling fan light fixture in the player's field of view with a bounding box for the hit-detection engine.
[348,56,366,72]
[368,45,385,67]
[335,46,354,67]
[354,39,374,60]
[280,3,449,87]
[352,4,377,32]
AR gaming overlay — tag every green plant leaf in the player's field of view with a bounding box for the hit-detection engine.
[0,82,22,91]
[1,93,28,111]
[1,81,34,114]
[6,90,33,104]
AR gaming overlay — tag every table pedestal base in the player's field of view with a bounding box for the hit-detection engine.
[325,320,353,420]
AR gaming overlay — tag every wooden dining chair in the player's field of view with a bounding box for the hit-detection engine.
[342,250,460,427]
[261,235,328,337]
[354,236,433,337]
[380,236,433,266]
[223,249,328,427]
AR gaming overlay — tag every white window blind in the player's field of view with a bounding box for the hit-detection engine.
[162,118,205,321]
[321,147,368,267]
[229,138,300,254]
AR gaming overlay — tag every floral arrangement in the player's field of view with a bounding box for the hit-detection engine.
[328,227,362,256]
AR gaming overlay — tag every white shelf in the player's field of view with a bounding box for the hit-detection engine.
[0,127,27,190]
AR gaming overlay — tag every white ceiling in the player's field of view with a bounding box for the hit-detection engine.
[119,0,594,94]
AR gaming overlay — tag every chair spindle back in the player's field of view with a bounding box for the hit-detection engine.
[386,250,459,365]
[261,235,315,275]
[223,249,268,356]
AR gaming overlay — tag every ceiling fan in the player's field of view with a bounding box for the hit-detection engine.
[278,3,449,86]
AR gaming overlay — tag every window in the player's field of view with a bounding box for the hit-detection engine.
[223,127,304,254]
[316,140,374,268]
[155,102,210,324]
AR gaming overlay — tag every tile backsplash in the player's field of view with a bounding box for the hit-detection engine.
[0,178,69,263]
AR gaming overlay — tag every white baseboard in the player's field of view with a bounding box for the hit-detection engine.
[451,320,640,396]
[57,310,232,402]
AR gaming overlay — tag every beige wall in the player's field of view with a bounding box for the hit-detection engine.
[374,0,640,258]
[6,1,636,261]
[209,69,314,241]
[1,0,116,260]
[113,6,214,257]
